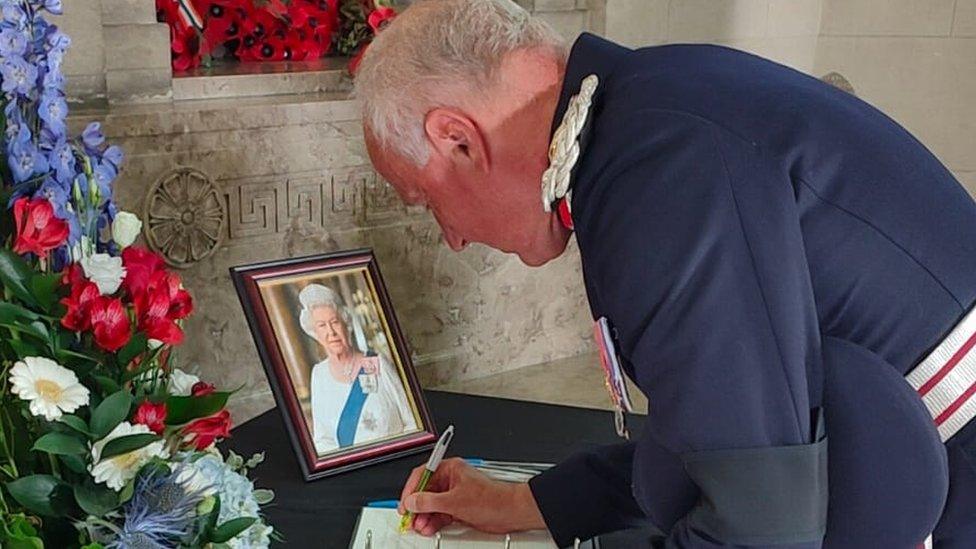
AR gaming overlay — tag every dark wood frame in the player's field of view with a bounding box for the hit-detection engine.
[231,249,437,480]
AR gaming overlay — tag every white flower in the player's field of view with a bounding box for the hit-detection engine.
[168,368,200,396]
[90,422,167,491]
[175,461,218,497]
[112,211,142,249]
[9,357,90,421]
[80,253,126,295]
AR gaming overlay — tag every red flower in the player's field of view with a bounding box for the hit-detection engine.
[133,400,167,435]
[181,409,231,450]
[121,247,166,296]
[60,263,85,287]
[367,6,396,34]
[191,381,216,397]
[60,279,101,332]
[12,197,69,256]
[133,270,193,345]
[89,297,132,352]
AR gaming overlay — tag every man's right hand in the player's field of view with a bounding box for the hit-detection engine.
[398,457,547,536]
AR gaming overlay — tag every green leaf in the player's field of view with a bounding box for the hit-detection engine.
[1,513,43,549]
[98,433,160,460]
[0,321,48,342]
[117,333,148,368]
[58,414,92,437]
[5,474,72,517]
[73,480,120,516]
[56,348,100,366]
[7,338,42,358]
[0,249,38,307]
[210,517,257,543]
[119,477,135,504]
[59,454,87,474]
[32,432,88,456]
[93,375,121,395]
[29,272,62,313]
[165,392,230,425]
[0,301,39,323]
[205,496,222,534]
[253,489,274,505]
[90,389,131,439]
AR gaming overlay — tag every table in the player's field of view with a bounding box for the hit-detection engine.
[225,390,660,548]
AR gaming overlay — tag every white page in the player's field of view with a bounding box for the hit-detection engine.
[348,507,556,549]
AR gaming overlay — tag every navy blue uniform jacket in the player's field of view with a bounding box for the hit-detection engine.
[528,34,976,548]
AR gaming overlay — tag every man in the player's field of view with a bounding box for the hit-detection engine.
[354,0,976,547]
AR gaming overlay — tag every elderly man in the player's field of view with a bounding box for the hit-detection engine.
[355,0,976,547]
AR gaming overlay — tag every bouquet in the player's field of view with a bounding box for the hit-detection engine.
[155,0,398,73]
[0,1,274,547]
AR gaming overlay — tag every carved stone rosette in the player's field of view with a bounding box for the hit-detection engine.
[143,167,227,269]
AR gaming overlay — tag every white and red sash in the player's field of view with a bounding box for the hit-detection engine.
[906,306,976,443]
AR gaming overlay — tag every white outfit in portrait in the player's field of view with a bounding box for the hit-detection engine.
[310,353,418,454]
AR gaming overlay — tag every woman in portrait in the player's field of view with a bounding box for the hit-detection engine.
[299,284,418,454]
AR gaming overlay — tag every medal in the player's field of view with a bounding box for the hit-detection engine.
[594,317,633,439]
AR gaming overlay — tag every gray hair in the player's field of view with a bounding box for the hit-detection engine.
[354,0,567,166]
[298,284,352,339]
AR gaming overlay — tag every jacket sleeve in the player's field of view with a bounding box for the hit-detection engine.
[563,110,826,547]
[528,442,646,547]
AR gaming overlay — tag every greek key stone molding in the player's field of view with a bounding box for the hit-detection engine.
[222,166,421,242]
[820,72,856,96]
[143,166,228,269]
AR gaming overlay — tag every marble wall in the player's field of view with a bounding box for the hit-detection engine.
[814,0,976,194]
[605,0,824,72]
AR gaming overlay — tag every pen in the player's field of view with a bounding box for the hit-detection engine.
[399,425,455,533]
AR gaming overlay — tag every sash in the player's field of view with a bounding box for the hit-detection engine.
[336,368,367,448]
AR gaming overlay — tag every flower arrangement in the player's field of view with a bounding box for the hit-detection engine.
[0,1,273,547]
[155,0,398,73]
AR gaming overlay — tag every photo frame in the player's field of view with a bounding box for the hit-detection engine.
[231,249,437,480]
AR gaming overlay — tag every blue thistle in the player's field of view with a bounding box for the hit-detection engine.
[107,466,207,549]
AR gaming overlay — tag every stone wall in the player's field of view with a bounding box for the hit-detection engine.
[605,0,823,73]
[814,0,976,193]
[63,1,605,423]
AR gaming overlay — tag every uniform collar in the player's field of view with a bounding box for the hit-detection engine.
[548,33,631,144]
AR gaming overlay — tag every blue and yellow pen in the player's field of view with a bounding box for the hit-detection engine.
[399,425,455,533]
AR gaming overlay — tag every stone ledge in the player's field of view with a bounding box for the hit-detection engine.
[172,58,353,101]
[68,90,359,139]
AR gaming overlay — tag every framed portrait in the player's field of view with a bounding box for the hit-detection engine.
[231,249,437,480]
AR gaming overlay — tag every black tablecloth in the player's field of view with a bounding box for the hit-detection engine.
[225,390,658,548]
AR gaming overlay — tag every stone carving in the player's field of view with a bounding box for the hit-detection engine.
[222,167,415,241]
[820,72,856,96]
[144,167,227,269]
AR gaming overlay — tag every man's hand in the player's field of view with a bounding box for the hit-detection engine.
[398,457,547,536]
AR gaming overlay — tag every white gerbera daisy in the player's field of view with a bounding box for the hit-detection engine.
[9,357,90,421]
[90,422,167,491]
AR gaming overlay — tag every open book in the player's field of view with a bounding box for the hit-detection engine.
[349,507,596,548]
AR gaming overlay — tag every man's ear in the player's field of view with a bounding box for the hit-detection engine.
[424,108,489,172]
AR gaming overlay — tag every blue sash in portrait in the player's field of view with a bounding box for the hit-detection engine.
[336,368,368,448]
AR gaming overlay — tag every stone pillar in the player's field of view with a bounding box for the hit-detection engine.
[520,0,607,40]
[100,0,173,104]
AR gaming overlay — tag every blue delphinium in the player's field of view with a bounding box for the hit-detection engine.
[0,0,125,260]
[0,27,26,56]
[0,55,35,96]
[108,466,207,549]
[8,125,47,182]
